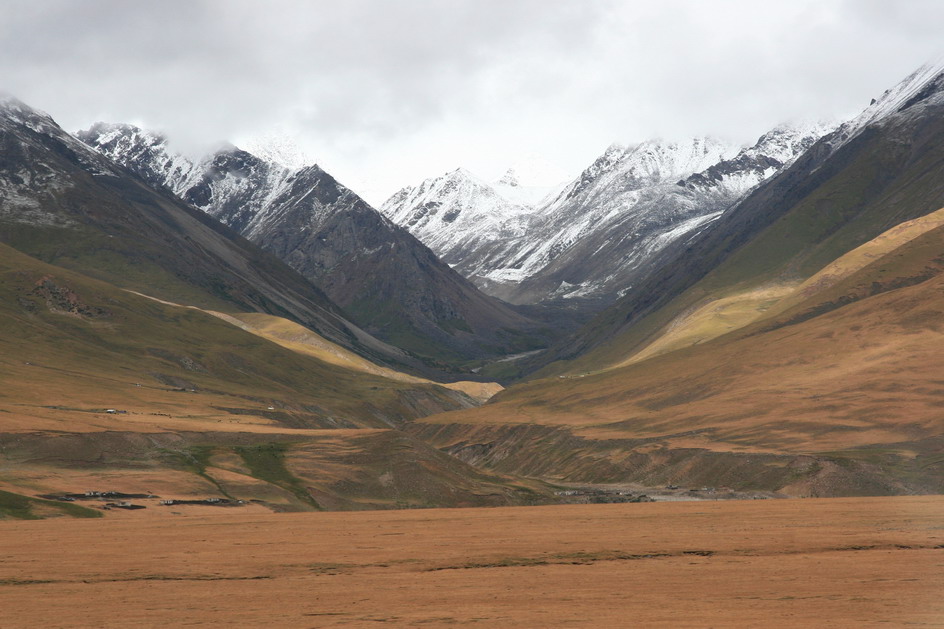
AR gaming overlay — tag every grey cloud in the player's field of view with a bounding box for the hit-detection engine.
[1,0,942,204]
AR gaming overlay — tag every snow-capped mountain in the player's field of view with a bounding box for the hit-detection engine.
[77,124,296,234]
[681,122,834,193]
[380,167,561,277]
[78,123,552,365]
[486,136,742,295]
[538,59,944,370]
[383,126,833,308]
[501,126,834,306]
[76,122,198,193]
[0,97,416,369]
[829,58,944,150]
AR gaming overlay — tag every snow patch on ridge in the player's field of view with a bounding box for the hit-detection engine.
[241,131,313,171]
[831,58,944,150]
[382,123,835,306]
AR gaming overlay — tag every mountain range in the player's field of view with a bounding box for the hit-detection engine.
[534,59,944,375]
[382,122,832,309]
[77,124,562,370]
[3,59,944,518]
[404,60,944,497]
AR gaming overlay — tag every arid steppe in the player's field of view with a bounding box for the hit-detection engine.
[2,496,943,627]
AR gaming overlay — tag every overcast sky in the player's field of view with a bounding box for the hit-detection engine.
[3,0,943,205]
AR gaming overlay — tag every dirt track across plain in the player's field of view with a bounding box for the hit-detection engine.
[2,496,943,627]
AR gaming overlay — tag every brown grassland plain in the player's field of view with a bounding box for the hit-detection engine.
[1,496,943,627]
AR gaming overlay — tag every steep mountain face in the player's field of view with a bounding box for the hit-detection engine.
[536,60,944,375]
[383,127,829,310]
[79,125,553,367]
[680,123,833,192]
[73,122,200,194]
[78,123,295,234]
[486,136,744,305]
[380,168,555,278]
[0,97,413,371]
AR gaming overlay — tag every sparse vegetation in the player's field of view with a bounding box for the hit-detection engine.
[235,443,322,509]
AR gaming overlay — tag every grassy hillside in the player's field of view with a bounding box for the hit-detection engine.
[0,242,476,433]
[0,243,557,516]
[610,206,944,369]
[223,312,503,402]
[411,218,944,496]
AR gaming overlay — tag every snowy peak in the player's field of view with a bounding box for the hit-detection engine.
[78,122,301,233]
[567,136,738,202]
[834,58,944,147]
[80,121,165,153]
[2,96,89,150]
[382,162,564,232]
[0,96,79,142]
[0,95,54,128]
[681,121,834,192]
[620,137,740,184]
[496,168,519,187]
[746,121,836,164]
[241,132,312,170]
[860,59,944,123]
[383,167,521,230]
[0,99,120,180]
[565,143,629,200]
[77,122,195,192]
[380,166,542,271]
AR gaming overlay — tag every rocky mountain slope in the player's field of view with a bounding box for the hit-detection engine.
[78,125,557,369]
[0,97,418,371]
[383,126,830,309]
[531,60,944,376]
[380,167,562,277]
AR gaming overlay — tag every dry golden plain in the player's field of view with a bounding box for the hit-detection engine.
[2,496,943,627]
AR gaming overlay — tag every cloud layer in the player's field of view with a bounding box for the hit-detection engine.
[3,0,942,203]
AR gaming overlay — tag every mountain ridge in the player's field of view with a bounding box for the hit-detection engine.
[78,123,563,370]
[382,124,831,311]
[527,60,944,377]
[0,96,434,375]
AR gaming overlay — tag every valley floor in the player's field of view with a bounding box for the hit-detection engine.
[2,496,942,627]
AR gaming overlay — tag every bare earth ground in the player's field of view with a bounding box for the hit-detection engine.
[2,496,943,627]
